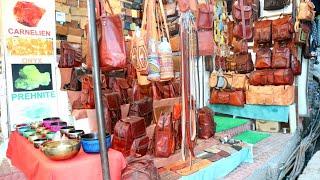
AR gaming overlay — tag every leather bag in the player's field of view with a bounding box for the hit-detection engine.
[152,81,176,100]
[177,0,197,13]
[235,53,254,74]
[297,0,316,21]
[209,72,231,89]
[198,107,215,139]
[210,89,245,106]
[232,39,248,54]
[130,135,150,157]
[197,2,214,30]
[103,92,122,133]
[291,56,302,76]
[254,19,272,45]
[198,30,215,56]
[246,85,294,105]
[233,23,252,40]
[122,158,160,180]
[128,97,153,126]
[63,67,86,91]
[86,0,126,72]
[264,0,290,11]
[112,78,131,104]
[224,73,248,89]
[59,41,82,68]
[215,56,226,71]
[272,15,294,42]
[155,112,175,157]
[232,0,252,21]
[248,69,294,86]
[255,48,272,69]
[272,43,291,69]
[225,55,237,71]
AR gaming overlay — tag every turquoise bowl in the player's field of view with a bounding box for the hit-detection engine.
[46,132,56,140]
[18,127,31,135]
[23,129,36,138]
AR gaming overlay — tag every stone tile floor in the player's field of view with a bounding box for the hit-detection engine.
[299,150,320,180]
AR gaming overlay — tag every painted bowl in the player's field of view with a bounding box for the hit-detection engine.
[17,127,31,135]
[36,127,46,133]
[42,117,61,128]
[15,123,29,131]
[42,140,81,160]
[33,138,47,149]
[81,133,111,154]
[49,121,67,132]
[41,129,51,136]
[30,122,42,129]
[28,133,43,142]
[67,130,84,139]
[60,126,75,135]
[46,132,56,140]
[23,129,36,138]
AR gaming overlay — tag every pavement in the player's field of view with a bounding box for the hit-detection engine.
[299,150,320,180]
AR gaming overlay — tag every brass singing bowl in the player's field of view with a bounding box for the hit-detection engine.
[42,140,81,161]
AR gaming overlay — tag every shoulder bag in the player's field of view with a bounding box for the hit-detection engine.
[272,15,294,42]
[255,47,272,69]
[264,0,290,11]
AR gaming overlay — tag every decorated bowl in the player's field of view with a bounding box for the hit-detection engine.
[49,121,67,132]
[67,130,84,139]
[46,132,56,140]
[81,133,111,154]
[36,127,46,133]
[43,117,61,128]
[15,123,29,131]
[28,133,43,142]
[42,140,81,160]
[33,138,47,149]
[30,121,42,129]
[17,127,31,135]
[41,129,51,136]
[60,126,75,135]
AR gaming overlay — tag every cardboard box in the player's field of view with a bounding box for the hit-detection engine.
[55,2,70,14]
[67,35,82,44]
[56,24,68,35]
[68,27,84,36]
[70,7,87,16]
[256,120,280,133]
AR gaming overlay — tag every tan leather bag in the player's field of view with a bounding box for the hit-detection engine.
[246,85,294,105]
[224,73,248,90]
[298,0,316,21]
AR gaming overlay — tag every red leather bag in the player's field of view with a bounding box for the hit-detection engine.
[249,69,294,86]
[128,97,153,126]
[198,107,215,139]
[197,2,213,30]
[235,53,254,74]
[233,23,253,40]
[112,78,131,104]
[232,0,252,21]
[130,135,150,157]
[272,15,294,42]
[255,47,272,69]
[254,19,272,44]
[210,89,245,106]
[215,56,226,71]
[232,39,248,54]
[272,43,291,69]
[86,0,126,72]
[103,92,121,133]
[198,30,215,56]
[59,41,82,68]
[122,158,160,180]
[155,112,175,158]
[152,81,176,100]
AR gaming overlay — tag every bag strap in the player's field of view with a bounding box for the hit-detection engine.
[141,0,149,33]
[240,0,247,39]
[159,0,171,40]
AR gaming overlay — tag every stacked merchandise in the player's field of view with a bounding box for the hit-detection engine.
[123,0,143,37]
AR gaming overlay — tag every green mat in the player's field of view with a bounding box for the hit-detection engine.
[215,115,249,133]
[233,130,271,144]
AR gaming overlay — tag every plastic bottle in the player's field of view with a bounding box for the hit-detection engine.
[147,39,161,81]
[158,37,174,80]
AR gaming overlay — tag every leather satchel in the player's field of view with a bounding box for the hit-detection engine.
[177,0,197,13]
[235,53,254,74]
[198,30,215,56]
[255,48,272,69]
[272,15,294,42]
[130,135,150,157]
[264,0,290,11]
[215,56,226,71]
[103,92,122,133]
[246,85,294,105]
[112,78,131,104]
[232,39,248,54]
[233,23,252,40]
[86,0,126,72]
[226,55,237,71]
[210,89,245,106]
[129,97,153,126]
[272,43,291,69]
[224,73,248,89]
[63,67,86,91]
[291,56,302,75]
[198,107,215,139]
[152,81,176,100]
[59,41,82,68]
[197,2,214,30]
[297,0,316,21]
[254,19,272,45]
[232,0,252,21]
[248,69,294,86]
[155,112,175,158]
[122,158,160,180]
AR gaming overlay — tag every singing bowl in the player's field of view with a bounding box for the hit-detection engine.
[81,133,111,154]
[23,129,36,138]
[43,117,61,128]
[28,134,43,142]
[42,140,81,160]
[60,126,75,135]
[33,138,47,149]
[36,127,46,133]
[46,132,56,140]
[67,130,84,139]
[15,123,29,131]
[17,127,31,135]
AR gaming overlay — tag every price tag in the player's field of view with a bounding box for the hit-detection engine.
[56,12,66,23]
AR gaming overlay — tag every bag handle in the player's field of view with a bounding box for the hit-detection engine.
[159,0,171,40]
[239,0,247,39]
[95,0,114,17]
[141,0,149,33]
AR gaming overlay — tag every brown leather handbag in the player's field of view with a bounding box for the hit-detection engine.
[130,135,150,157]
[248,69,294,86]
[272,43,291,69]
[198,30,215,56]
[112,78,131,104]
[152,81,176,100]
[155,112,175,158]
[233,23,252,40]
[246,85,294,105]
[254,19,272,44]
[129,97,153,126]
[210,89,245,106]
[225,55,237,72]
[59,41,82,68]
[122,158,160,180]
[86,0,126,72]
[232,39,248,54]
[215,56,226,71]
[63,67,86,91]
[177,0,197,13]
[272,15,294,42]
[103,92,122,133]
[198,107,215,139]
[197,2,213,30]
[235,53,254,74]
[255,47,272,69]
[232,0,252,21]
[297,0,316,21]
[264,0,290,11]
[224,73,248,89]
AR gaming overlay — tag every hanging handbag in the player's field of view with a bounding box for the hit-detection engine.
[225,55,237,71]
[233,22,253,40]
[294,21,311,45]
[112,78,131,104]
[198,31,215,56]
[255,47,272,69]
[215,56,226,71]
[224,72,248,89]
[297,0,316,21]
[254,19,272,45]
[246,0,260,22]
[177,0,197,13]
[272,43,291,69]
[198,107,215,139]
[63,67,86,91]
[103,92,122,133]
[272,15,294,42]
[197,1,214,30]
[246,85,294,106]
[129,97,153,126]
[210,89,245,106]
[235,53,254,74]
[59,41,82,68]
[155,112,175,157]
[232,0,252,21]
[248,69,294,86]
[264,0,290,11]
[86,0,126,72]
[232,38,248,54]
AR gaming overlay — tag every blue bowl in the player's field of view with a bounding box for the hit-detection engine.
[18,127,31,135]
[80,133,111,154]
